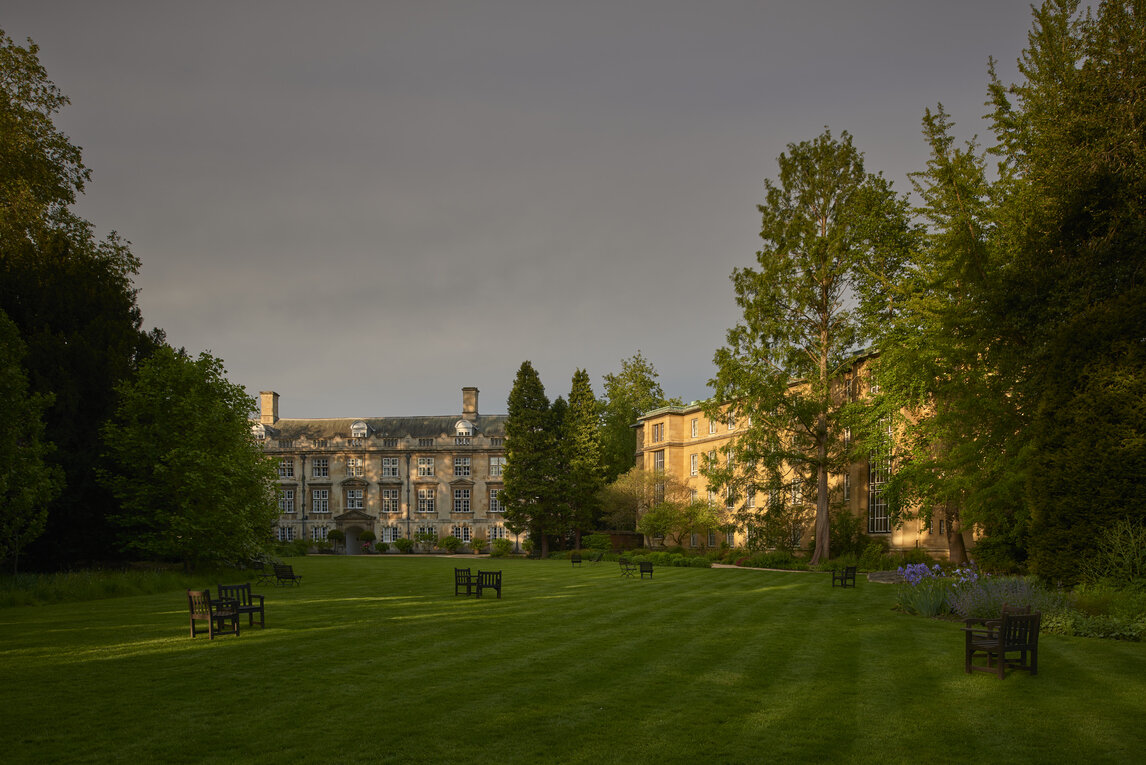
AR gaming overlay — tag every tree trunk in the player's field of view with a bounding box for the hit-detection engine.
[947,506,969,564]
[812,461,830,564]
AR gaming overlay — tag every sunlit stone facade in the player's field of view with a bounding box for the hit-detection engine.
[253,388,517,554]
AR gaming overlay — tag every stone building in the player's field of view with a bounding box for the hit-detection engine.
[253,387,516,554]
[633,356,959,558]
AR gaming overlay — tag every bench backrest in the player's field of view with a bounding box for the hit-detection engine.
[274,564,296,577]
[188,589,213,617]
[477,570,501,587]
[218,583,253,607]
[999,612,1041,649]
[455,567,471,582]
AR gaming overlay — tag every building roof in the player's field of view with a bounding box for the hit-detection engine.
[264,415,506,441]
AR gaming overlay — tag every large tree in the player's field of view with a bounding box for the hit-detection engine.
[707,128,913,564]
[562,368,605,545]
[1,29,155,568]
[100,347,278,570]
[599,352,678,483]
[988,0,1146,582]
[0,310,62,574]
[863,0,1146,579]
[500,361,561,556]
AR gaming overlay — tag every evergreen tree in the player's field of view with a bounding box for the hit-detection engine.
[563,368,605,545]
[707,128,912,564]
[986,0,1146,582]
[501,361,559,556]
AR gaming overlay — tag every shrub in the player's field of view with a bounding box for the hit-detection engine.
[829,507,868,558]
[895,564,952,616]
[491,538,514,557]
[358,530,376,545]
[438,536,463,554]
[689,556,712,568]
[1080,518,1146,590]
[857,541,890,571]
[585,534,611,552]
[947,575,1067,620]
[393,538,414,554]
[470,536,487,554]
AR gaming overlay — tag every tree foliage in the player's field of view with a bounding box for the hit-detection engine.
[707,128,913,564]
[0,309,62,573]
[599,465,693,532]
[562,368,605,542]
[100,347,278,570]
[500,361,560,555]
[1,28,155,568]
[862,0,1146,580]
[599,352,679,483]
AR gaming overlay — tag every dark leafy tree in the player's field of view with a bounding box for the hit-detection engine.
[987,0,1146,582]
[100,347,279,570]
[1,29,157,568]
[0,310,63,573]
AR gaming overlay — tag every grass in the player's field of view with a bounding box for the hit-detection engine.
[1,556,1144,764]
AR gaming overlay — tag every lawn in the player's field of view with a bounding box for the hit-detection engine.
[1,556,1143,764]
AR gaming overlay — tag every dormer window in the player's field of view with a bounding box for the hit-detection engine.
[251,424,266,440]
[455,420,474,445]
[351,421,369,439]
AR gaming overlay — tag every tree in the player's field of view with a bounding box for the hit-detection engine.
[562,369,605,545]
[599,352,679,483]
[863,0,1146,580]
[500,361,560,556]
[707,128,913,564]
[100,347,279,570]
[637,499,724,549]
[599,465,693,532]
[856,105,1006,566]
[1,29,156,568]
[0,310,62,573]
[986,0,1146,582]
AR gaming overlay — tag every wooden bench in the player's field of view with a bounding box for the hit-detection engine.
[619,558,638,578]
[273,564,302,586]
[571,553,582,567]
[218,582,265,628]
[455,567,474,596]
[475,570,502,598]
[639,561,654,579]
[187,589,239,639]
[964,611,1042,679]
[832,566,857,588]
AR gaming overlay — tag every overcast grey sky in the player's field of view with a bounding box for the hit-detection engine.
[6,1,1039,418]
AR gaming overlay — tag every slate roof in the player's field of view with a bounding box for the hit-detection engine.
[265,414,506,441]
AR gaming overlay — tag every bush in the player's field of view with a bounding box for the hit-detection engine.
[1080,518,1146,590]
[829,507,868,558]
[438,536,463,554]
[585,534,611,552]
[358,530,376,545]
[857,540,890,571]
[491,538,514,557]
[393,538,414,554]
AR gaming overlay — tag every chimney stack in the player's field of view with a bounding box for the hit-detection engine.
[259,391,279,425]
[462,387,479,421]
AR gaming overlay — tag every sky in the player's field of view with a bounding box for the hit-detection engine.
[5,1,1042,419]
